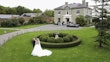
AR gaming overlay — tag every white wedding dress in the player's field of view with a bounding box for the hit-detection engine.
[31,38,52,57]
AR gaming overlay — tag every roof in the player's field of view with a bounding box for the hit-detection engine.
[54,3,88,10]
[21,13,42,17]
[0,14,20,19]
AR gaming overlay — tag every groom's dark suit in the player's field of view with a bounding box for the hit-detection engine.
[32,40,35,47]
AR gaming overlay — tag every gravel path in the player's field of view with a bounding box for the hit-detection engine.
[0,24,81,46]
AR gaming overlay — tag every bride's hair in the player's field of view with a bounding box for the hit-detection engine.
[35,38,40,44]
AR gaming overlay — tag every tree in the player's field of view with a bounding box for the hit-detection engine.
[16,6,32,15]
[0,5,6,14]
[93,0,110,47]
[33,9,42,13]
[76,15,86,26]
[43,9,54,17]
[5,7,17,14]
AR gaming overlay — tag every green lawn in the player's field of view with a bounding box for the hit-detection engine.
[0,24,47,29]
[0,29,16,35]
[0,28,110,62]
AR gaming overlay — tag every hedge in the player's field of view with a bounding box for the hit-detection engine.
[36,32,81,48]
[40,38,81,48]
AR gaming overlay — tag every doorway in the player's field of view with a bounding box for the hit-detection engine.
[66,18,70,24]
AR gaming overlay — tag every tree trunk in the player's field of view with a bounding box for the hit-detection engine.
[99,41,103,47]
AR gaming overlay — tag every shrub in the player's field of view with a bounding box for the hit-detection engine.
[1,19,19,27]
[76,15,86,26]
[39,35,49,42]
[28,16,47,24]
[18,18,25,25]
[47,37,55,43]
[36,32,81,48]
[41,38,81,48]
[55,38,64,43]
[48,33,55,37]
[66,35,74,41]
[63,36,71,42]
[58,33,67,37]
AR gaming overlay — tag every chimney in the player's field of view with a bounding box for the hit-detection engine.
[65,2,68,5]
[82,0,85,5]
[86,2,88,7]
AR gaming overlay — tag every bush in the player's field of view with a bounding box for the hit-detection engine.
[76,15,86,26]
[58,33,67,37]
[36,32,81,48]
[47,37,55,43]
[1,19,19,27]
[66,35,74,41]
[63,36,71,42]
[38,33,77,43]
[28,16,47,24]
[55,38,64,43]
[0,18,25,27]
[39,35,49,42]
[18,18,25,25]
[41,38,81,48]
[48,33,55,37]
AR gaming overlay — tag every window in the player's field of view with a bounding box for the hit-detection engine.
[66,11,68,14]
[76,10,80,14]
[67,11,69,14]
[58,11,61,14]
[58,18,61,22]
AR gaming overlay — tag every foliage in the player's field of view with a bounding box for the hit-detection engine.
[66,35,75,41]
[1,19,19,27]
[0,5,6,14]
[43,9,54,17]
[37,33,77,43]
[76,15,86,26]
[33,9,42,13]
[39,35,49,42]
[93,0,110,47]
[18,18,25,25]
[28,16,47,24]
[0,5,54,17]
[58,33,67,37]
[63,36,71,42]
[47,37,55,43]
[5,7,17,14]
[0,18,25,27]
[15,6,32,15]
[55,38,64,43]
[41,38,81,48]
[0,5,32,15]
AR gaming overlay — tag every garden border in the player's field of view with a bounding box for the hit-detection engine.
[41,38,81,48]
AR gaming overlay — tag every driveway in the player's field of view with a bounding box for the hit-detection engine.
[0,24,81,46]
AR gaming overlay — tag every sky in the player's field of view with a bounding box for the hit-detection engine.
[0,0,95,11]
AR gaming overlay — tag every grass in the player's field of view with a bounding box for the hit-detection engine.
[0,24,47,29]
[0,29,16,35]
[0,28,110,62]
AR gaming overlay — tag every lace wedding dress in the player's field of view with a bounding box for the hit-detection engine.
[31,38,52,57]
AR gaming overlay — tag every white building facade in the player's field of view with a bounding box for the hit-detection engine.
[54,0,92,25]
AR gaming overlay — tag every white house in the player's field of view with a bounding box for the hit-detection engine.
[54,0,92,25]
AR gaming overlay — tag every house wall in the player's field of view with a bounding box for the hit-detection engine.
[54,8,92,25]
[71,8,84,24]
[54,10,63,24]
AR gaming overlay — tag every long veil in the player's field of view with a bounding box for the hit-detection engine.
[31,38,52,57]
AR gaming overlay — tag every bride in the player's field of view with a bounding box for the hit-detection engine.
[31,38,52,57]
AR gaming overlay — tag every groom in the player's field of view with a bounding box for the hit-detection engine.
[32,38,35,47]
